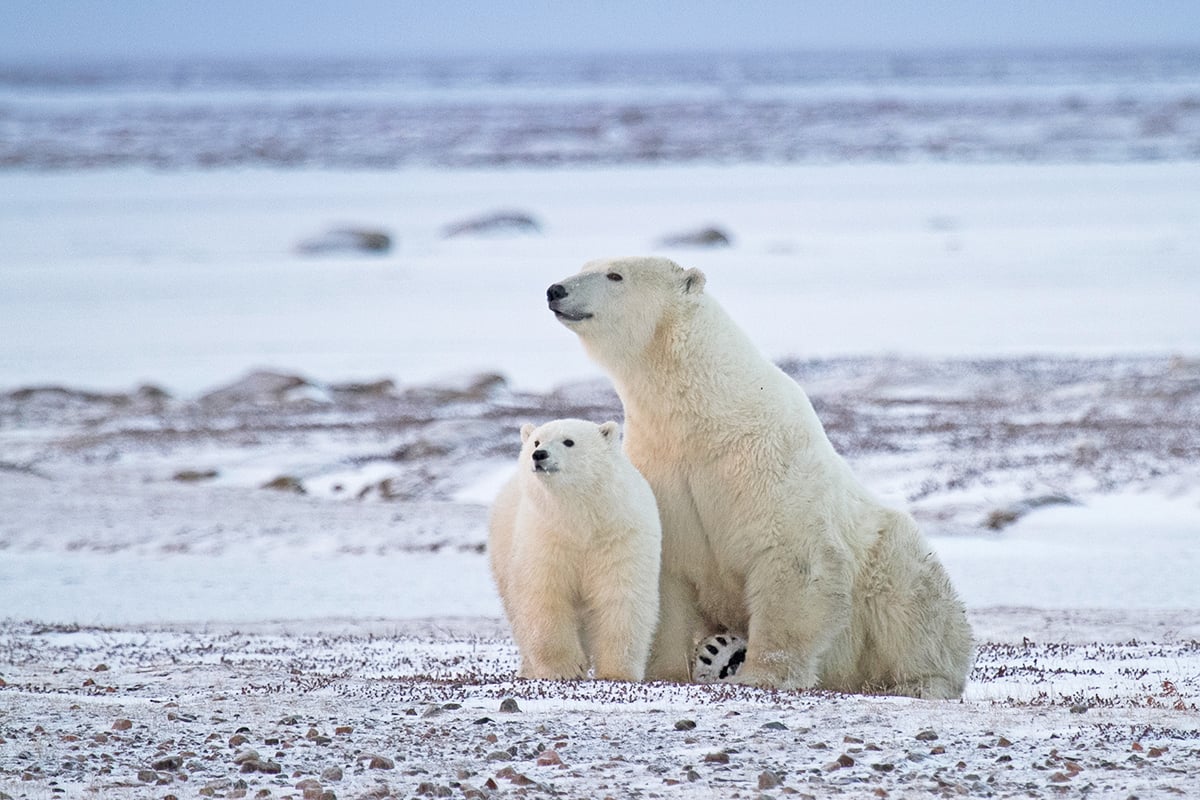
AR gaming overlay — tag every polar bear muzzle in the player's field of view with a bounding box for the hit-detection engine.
[546,282,593,323]
[531,448,559,473]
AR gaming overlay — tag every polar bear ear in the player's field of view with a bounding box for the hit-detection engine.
[520,423,535,444]
[598,421,621,446]
[682,267,706,294]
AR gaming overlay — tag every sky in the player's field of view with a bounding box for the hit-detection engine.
[1,0,1199,61]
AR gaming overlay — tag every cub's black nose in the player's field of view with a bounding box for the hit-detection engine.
[546,283,568,302]
[532,449,549,461]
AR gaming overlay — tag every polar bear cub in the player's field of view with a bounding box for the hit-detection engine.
[547,256,973,698]
[488,418,662,681]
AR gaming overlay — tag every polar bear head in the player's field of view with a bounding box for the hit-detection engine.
[517,418,622,488]
[546,256,706,367]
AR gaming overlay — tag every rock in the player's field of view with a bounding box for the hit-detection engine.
[536,749,563,767]
[364,754,394,770]
[152,755,183,771]
[403,372,508,404]
[320,766,343,782]
[758,770,782,789]
[498,697,521,713]
[443,210,541,238]
[703,751,730,764]
[261,475,306,495]
[173,469,218,482]
[199,370,330,408]
[674,719,697,731]
[297,227,392,255]
[657,225,732,248]
[137,769,158,783]
[237,757,281,774]
[232,748,261,765]
[824,753,856,771]
[983,494,1077,530]
[329,379,395,397]
[761,721,788,731]
[112,719,133,731]
[915,729,939,741]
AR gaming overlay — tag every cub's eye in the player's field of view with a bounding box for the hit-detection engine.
[606,272,623,282]
[563,439,575,447]
[533,440,540,447]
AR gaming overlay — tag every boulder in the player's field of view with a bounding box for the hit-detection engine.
[443,211,541,238]
[657,225,732,248]
[297,227,392,255]
[199,370,328,407]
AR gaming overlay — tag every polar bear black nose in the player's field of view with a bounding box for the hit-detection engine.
[547,283,568,302]
[532,449,549,461]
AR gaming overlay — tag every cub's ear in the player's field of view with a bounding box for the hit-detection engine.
[683,267,706,294]
[520,423,535,444]
[598,421,621,445]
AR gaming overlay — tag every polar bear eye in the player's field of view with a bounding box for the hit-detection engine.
[606,272,623,282]
[563,439,575,447]
[533,440,540,447]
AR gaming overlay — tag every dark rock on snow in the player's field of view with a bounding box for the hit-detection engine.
[443,211,541,238]
[297,227,392,255]
[657,225,732,248]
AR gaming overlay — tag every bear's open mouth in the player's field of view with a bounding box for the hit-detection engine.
[532,463,559,473]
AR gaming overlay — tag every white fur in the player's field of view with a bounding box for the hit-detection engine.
[488,418,662,681]
[548,257,974,697]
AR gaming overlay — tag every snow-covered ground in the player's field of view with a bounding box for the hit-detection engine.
[1,162,1199,798]
[2,163,1198,393]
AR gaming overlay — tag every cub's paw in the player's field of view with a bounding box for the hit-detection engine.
[693,633,747,683]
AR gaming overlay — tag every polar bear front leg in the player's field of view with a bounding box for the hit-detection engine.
[644,571,701,682]
[731,545,853,690]
[587,583,658,682]
[512,591,588,680]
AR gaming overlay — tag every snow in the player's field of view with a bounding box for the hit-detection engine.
[2,163,1198,394]
[937,493,1200,610]
[1,161,1198,798]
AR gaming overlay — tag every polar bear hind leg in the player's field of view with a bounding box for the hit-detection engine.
[731,546,854,690]
[855,514,973,699]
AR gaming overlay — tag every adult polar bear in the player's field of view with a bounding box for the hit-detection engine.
[547,256,973,698]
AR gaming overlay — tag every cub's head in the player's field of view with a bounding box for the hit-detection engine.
[546,256,706,363]
[518,418,622,488]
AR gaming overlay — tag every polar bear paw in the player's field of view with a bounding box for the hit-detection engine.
[693,633,747,683]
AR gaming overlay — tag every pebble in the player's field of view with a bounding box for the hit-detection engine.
[915,729,939,741]
[758,770,782,789]
[366,754,395,770]
[240,758,282,774]
[761,721,788,731]
[704,751,730,764]
[321,766,343,782]
[674,719,697,731]
[499,698,521,713]
[232,748,261,765]
[112,719,133,731]
[824,753,856,771]
[151,755,183,771]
